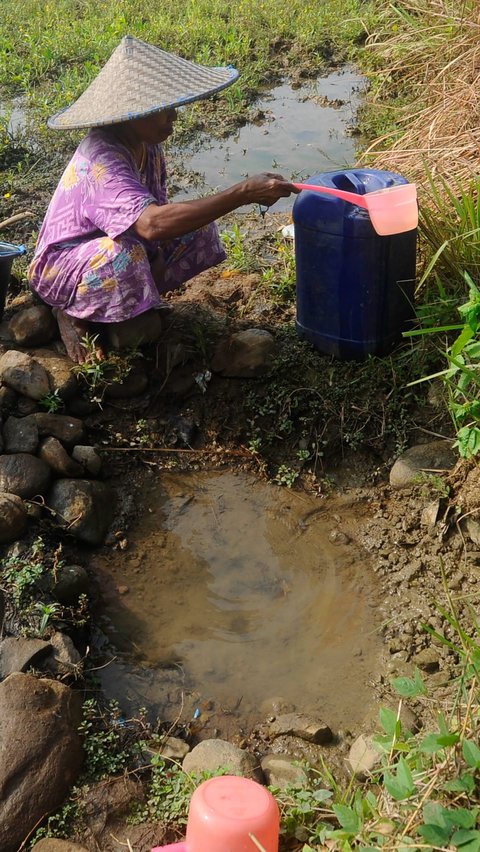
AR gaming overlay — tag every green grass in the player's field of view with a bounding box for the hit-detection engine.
[0,0,375,128]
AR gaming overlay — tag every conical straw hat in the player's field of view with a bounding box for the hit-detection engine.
[48,35,239,130]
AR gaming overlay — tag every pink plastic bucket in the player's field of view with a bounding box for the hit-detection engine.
[152,776,280,852]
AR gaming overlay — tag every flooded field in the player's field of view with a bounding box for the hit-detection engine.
[170,68,366,210]
[93,470,383,737]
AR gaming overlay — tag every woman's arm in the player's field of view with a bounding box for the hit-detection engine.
[133,173,299,242]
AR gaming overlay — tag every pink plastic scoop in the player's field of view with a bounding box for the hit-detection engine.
[152,775,280,852]
[293,181,418,236]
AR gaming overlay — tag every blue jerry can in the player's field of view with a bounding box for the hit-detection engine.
[293,168,417,360]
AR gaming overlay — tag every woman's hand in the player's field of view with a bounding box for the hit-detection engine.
[240,173,300,206]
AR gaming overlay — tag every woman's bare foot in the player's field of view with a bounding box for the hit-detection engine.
[54,309,105,364]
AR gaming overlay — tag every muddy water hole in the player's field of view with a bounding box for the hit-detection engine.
[93,470,383,739]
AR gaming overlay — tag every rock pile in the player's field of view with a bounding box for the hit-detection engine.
[0,305,112,545]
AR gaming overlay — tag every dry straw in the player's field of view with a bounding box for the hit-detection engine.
[359,0,480,186]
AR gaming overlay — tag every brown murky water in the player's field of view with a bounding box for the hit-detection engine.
[94,471,382,736]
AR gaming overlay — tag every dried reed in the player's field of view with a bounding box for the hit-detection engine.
[359,0,480,187]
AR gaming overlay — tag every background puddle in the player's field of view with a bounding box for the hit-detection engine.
[170,68,365,211]
[93,471,382,736]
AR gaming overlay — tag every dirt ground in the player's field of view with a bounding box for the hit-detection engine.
[82,222,477,734]
[3,210,477,850]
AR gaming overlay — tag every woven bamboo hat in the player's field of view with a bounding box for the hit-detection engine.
[48,35,239,130]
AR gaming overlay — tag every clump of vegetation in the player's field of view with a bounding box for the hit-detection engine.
[72,334,141,405]
[361,0,480,186]
[78,698,139,780]
[2,536,54,605]
[240,325,431,477]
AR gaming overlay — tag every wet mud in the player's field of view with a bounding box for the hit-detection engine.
[93,470,383,737]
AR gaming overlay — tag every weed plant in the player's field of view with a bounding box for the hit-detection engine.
[241,325,433,476]
[72,335,141,405]
[2,536,52,605]
[273,594,480,850]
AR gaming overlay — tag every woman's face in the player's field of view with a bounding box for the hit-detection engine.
[132,108,178,143]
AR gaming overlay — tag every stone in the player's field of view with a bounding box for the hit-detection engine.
[183,739,263,782]
[0,350,50,400]
[0,672,83,852]
[39,437,84,477]
[261,754,308,789]
[104,367,149,399]
[107,311,162,350]
[32,412,86,447]
[45,632,82,677]
[260,696,296,717]
[8,305,57,347]
[389,441,457,489]
[0,493,28,543]
[269,713,333,745]
[6,291,37,312]
[2,414,39,453]
[0,385,17,417]
[47,479,114,544]
[16,395,40,415]
[414,647,440,673]
[52,563,89,604]
[71,445,103,476]
[0,637,52,679]
[150,735,190,763]
[347,734,382,778]
[32,841,89,852]
[67,396,97,417]
[31,349,78,400]
[462,516,480,546]
[421,499,441,528]
[0,454,51,498]
[211,328,276,377]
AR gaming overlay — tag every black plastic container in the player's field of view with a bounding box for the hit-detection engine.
[293,168,417,360]
[0,241,26,319]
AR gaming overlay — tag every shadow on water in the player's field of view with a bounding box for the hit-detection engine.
[93,470,383,737]
[170,67,366,211]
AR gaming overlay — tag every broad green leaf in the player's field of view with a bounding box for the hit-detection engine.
[451,323,475,357]
[451,828,480,851]
[437,712,450,736]
[332,804,361,834]
[398,839,420,852]
[312,789,333,803]
[391,669,427,698]
[397,757,414,791]
[384,759,415,801]
[418,823,451,846]
[420,732,459,753]
[464,341,480,359]
[379,706,400,737]
[444,808,478,830]
[444,774,476,794]
[454,426,480,458]
[423,801,449,828]
[463,739,480,769]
